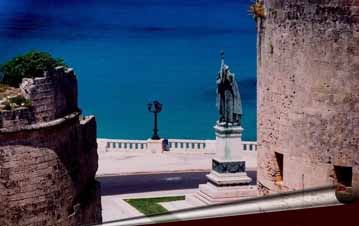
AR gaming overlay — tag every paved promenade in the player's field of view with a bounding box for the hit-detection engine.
[97,150,256,177]
[97,152,214,176]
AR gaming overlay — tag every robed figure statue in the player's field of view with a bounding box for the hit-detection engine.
[216,50,242,126]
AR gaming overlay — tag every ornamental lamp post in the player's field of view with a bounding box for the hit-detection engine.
[147,100,162,140]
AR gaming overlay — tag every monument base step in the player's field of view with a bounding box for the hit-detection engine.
[185,194,207,207]
[206,170,252,185]
[191,182,257,205]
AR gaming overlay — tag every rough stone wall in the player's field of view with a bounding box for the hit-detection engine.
[52,67,78,119]
[257,0,359,196]
[0,107,35,129]
[20,76,56,122]
[0,67,101,225]
[0,115,102,226]
[0,66,78,130]
[20,66,78,123]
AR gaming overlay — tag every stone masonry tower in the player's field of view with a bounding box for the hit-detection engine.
[0,67,102,225]
[256,0,359,200]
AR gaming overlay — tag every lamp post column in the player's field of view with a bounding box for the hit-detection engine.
[148,100,162,140]
[152,111,159,140]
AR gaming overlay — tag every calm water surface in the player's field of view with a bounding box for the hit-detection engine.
[0,0,257,141]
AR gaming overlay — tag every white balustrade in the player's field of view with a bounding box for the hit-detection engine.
[167,139,210,153]
[97,138,257,154]
[242,141,258,151]
[98,139,148,152]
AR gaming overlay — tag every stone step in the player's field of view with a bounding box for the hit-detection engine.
[195,190,240,204]
[192,182,258,205]
[185,193,207,207]
[192,192,213,205]
[199,182,257,199]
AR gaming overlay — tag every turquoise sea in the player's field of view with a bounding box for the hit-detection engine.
[0,0,257,141]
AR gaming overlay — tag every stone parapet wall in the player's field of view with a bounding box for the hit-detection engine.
[257,0,359,196]
[0,66,78,130]
[0,107,35,129]
[0,114,101,226]
[21,76,56,122]
[52,67,78,119]
[20,66,78,123]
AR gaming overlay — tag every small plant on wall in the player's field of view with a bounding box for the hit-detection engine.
[1,95,32,111]
[249,0,265,21]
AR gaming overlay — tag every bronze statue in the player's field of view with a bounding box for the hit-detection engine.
[216,50,242,126]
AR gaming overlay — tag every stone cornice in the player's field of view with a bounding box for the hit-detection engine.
[0,111,80,134]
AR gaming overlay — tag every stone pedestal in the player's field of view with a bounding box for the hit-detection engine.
[190,123,256,204]
[147,139,163,153]
[214,123,244,159]
[207,158,252,185]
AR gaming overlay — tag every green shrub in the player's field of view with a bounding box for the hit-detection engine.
[0,51,67,87]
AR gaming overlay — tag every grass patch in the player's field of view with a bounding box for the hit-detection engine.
[125,196,185,216]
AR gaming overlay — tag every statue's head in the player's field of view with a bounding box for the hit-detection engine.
[224,65,230,74]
